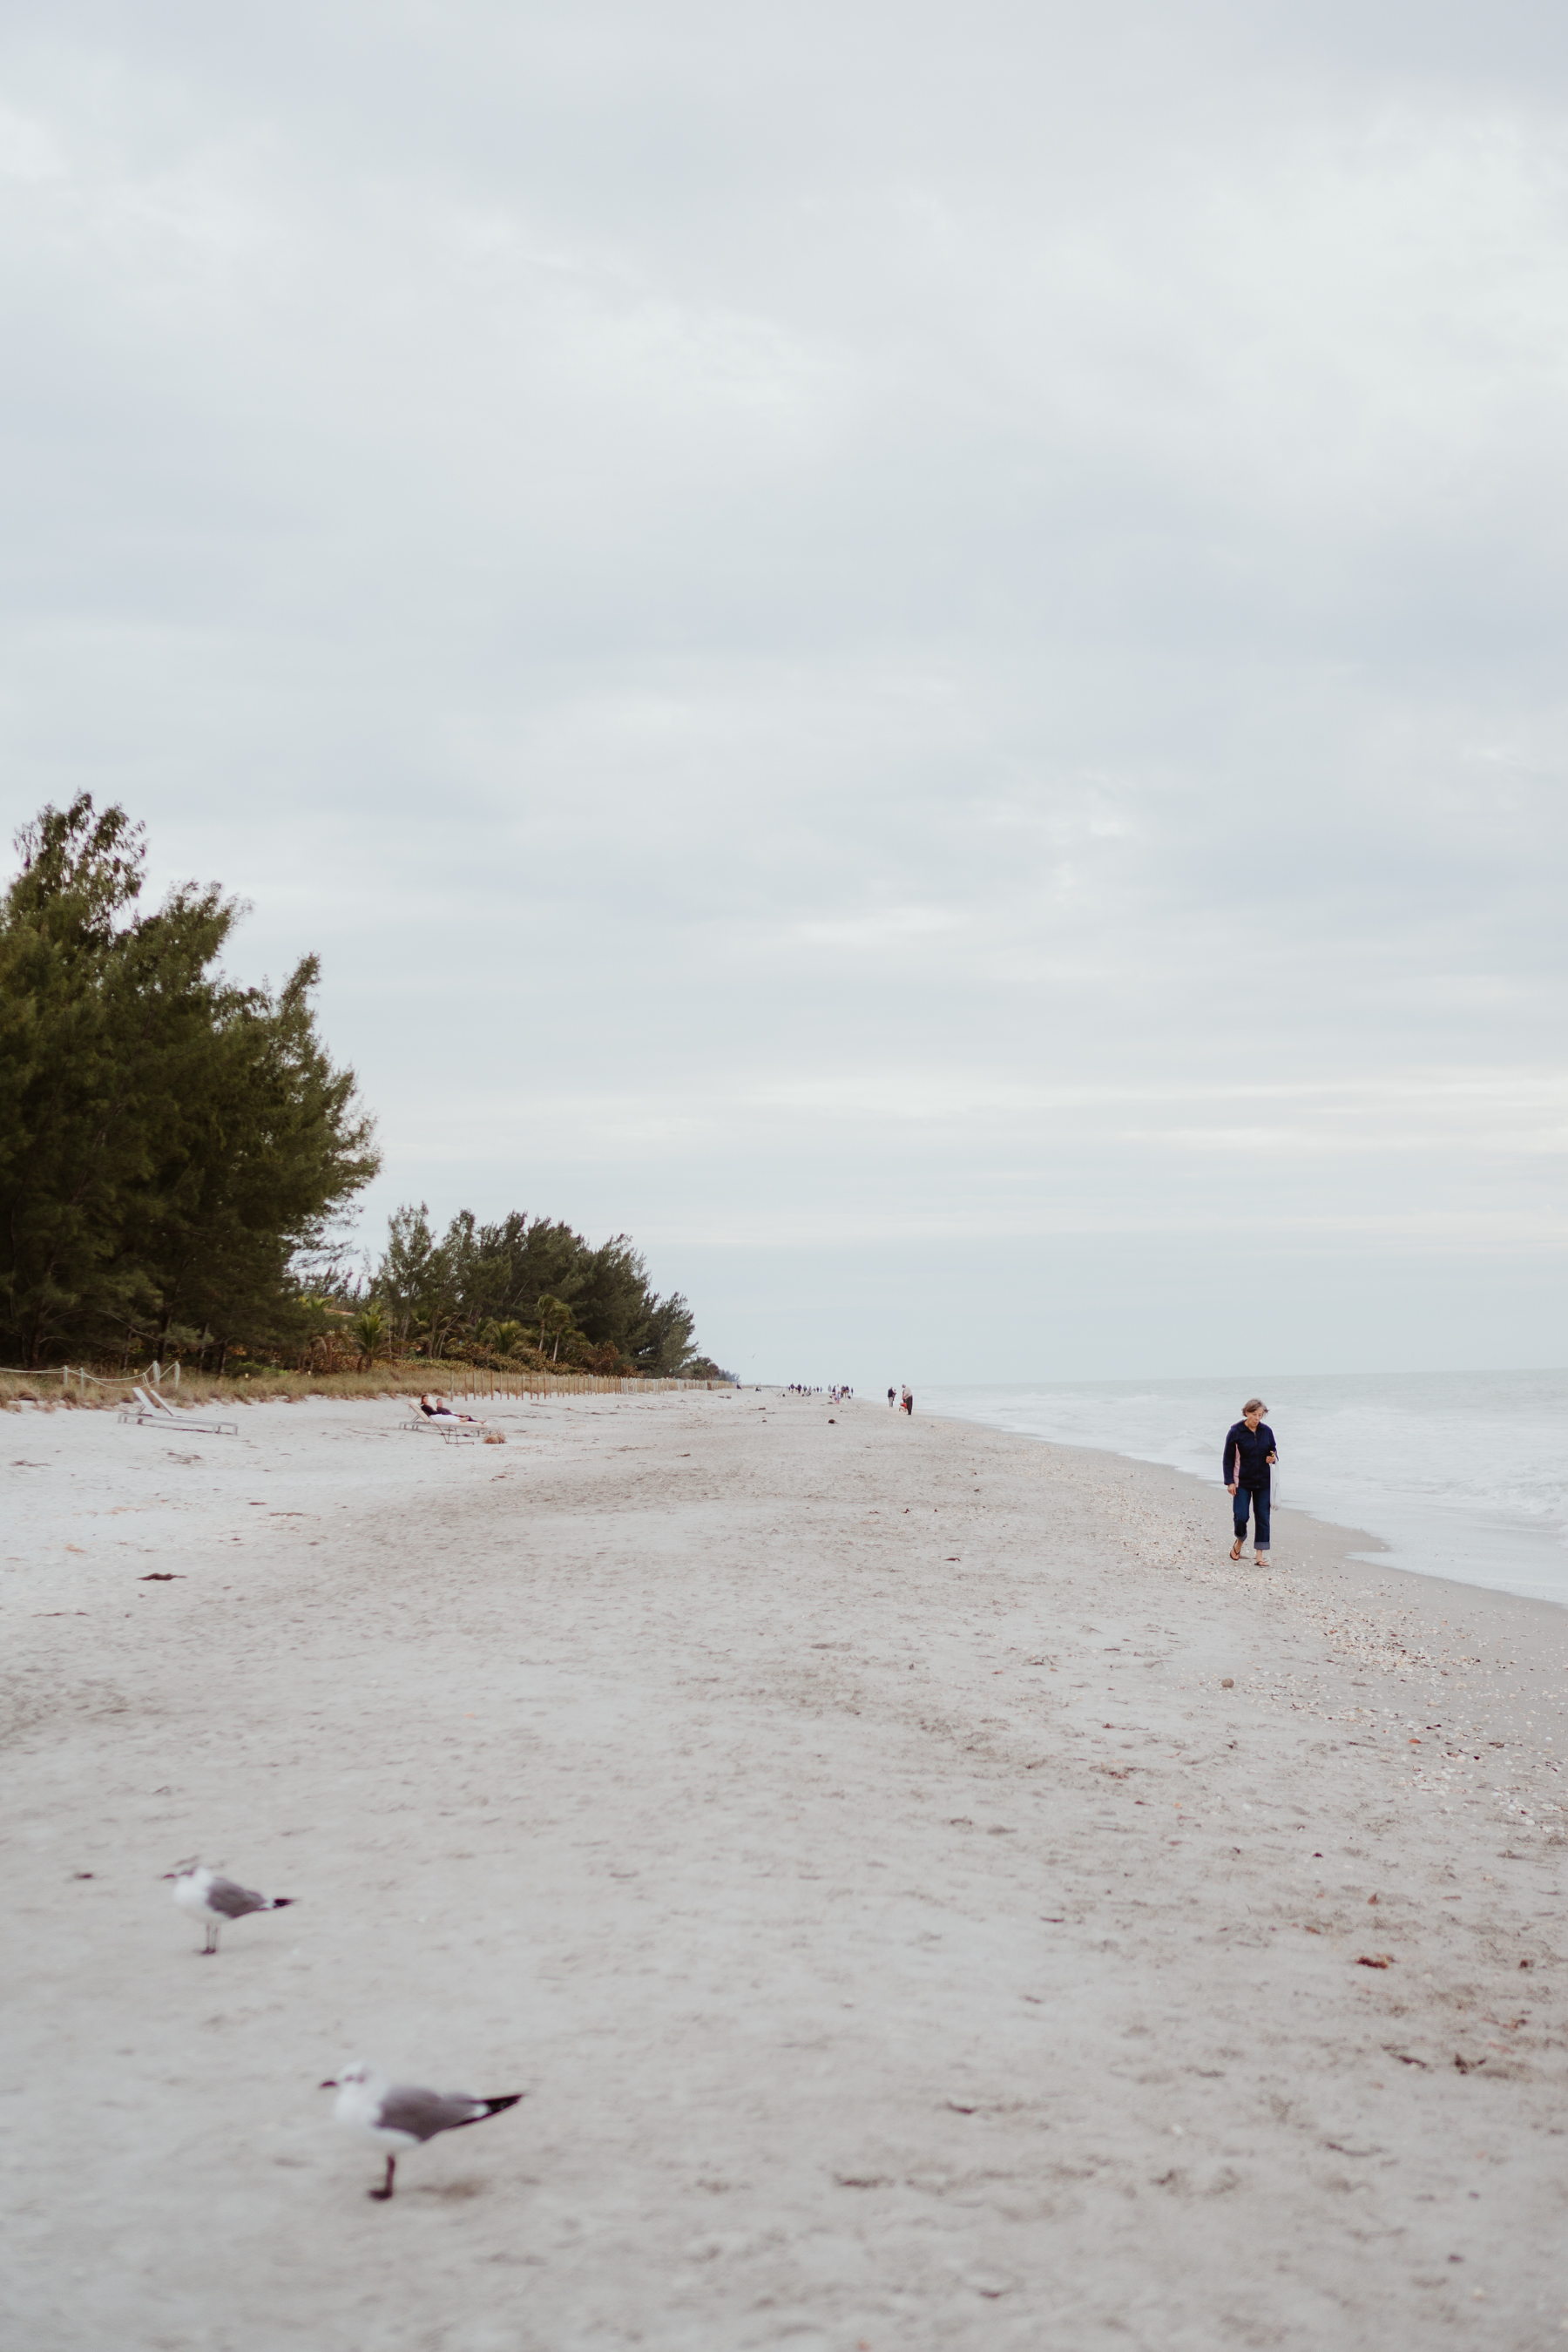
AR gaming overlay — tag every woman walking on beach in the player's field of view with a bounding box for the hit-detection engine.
[1223,1398,1277,1565]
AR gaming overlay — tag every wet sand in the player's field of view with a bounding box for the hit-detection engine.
[3,1388,1565,2349]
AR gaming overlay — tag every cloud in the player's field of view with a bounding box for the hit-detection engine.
[0,1,1563,1369]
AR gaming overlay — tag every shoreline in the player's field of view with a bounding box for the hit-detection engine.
[919,1377,1568,1617]
[928,1416,1568,1781]
[4,1389,1565,2348]
[968,1416,1568,1654]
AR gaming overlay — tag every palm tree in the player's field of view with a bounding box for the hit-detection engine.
[350,1302,389,1368]
[537,1295,576,1362]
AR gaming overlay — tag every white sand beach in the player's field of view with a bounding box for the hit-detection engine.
[3,1389,1565,2350]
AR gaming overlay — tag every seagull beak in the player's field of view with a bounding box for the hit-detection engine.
[318,2078,337,2090]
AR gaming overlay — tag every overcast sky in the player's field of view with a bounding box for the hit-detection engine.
[2,1,1565,1382]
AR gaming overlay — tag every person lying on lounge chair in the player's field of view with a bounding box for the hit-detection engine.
[419,1393,483,1423]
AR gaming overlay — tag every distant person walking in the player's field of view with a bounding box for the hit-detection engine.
[901,1386,913,1416]
[1223,1398,1277,1565]
[888,1387,896,1408]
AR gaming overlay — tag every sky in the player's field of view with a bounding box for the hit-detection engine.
[1,0,1565,1384]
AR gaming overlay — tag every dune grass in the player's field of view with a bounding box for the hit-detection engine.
[0,1363,722,1411]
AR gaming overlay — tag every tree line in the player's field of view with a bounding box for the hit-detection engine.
[0,798,723,1380]
[354,1202,718,1378]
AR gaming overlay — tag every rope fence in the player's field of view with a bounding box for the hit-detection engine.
[0,1364,118,1393]
[435,1370,728,1401]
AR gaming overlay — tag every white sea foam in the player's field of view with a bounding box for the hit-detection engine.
[923,1369,1568,1610]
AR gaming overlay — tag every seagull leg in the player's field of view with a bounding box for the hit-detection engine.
[369,2156,396,2202]
[202,1923,219,1955]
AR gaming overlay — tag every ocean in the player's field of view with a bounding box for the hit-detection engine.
[920,1369,1568,1611]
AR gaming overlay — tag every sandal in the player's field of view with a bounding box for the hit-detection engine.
[1229,1540,1243,1561]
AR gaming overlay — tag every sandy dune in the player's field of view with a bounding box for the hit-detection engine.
[3,1389,1565,2349]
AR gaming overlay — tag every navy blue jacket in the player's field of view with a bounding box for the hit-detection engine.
[1223,1421,1277,1490]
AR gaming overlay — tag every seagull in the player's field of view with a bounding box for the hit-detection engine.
[161,1860,295,1954]
[319,2060,524,2200]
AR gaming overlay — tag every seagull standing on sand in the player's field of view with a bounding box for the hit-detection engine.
[320,2061,524,2200]
[162,1861,295,1954]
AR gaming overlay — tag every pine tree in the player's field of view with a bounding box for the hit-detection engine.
[0,796,379,1366]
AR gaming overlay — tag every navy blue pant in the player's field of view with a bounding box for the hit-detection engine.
[1233,1482,1271,1549]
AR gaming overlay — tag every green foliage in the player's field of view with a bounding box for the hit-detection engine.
[536,1294,576,1362]
[350,1302,389,1363]
[373,1203,700,1375]
[376,1202,456,1357]
[0,795,380,1366]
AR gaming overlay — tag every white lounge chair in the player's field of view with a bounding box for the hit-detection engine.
[119,1384,238,1437]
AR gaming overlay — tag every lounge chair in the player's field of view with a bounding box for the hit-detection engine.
[119,1385,238,1437]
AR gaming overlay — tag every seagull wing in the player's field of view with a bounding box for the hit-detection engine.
[376,2086,522,2142]
[205,1875,274,1919]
